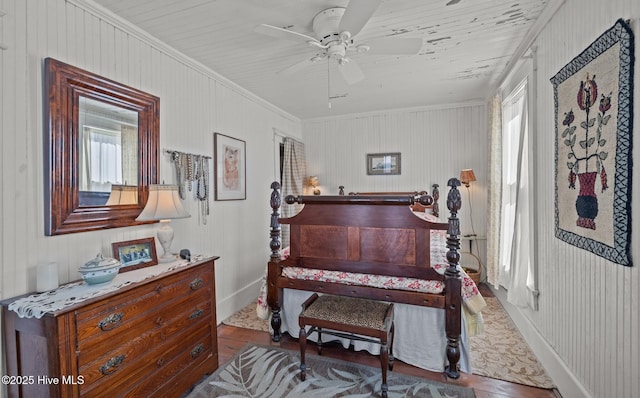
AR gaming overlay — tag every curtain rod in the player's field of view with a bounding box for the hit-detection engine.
[164,149,211,159]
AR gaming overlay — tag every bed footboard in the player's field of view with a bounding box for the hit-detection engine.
[267,179,463,378]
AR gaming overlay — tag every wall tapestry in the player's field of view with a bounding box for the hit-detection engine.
[551,19,634,266]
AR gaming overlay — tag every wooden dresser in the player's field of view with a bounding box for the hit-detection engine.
[1,257,219,398]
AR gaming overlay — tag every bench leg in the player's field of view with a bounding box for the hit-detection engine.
[316,327,323,355]
[380,342,389,398]
[299,327,307,381]
[389,322,395,371]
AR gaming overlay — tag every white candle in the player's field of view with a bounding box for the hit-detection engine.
[37,262,59,292]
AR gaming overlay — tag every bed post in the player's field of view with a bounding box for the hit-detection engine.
[431,183,440,218]
[268,181,283,342]
[444,178,462,379]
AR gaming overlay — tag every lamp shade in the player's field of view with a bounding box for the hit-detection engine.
[460,169,476,187]
[106,185,138,205]
[135,185,190,221]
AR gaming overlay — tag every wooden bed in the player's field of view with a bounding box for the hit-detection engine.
[266,179,465,378]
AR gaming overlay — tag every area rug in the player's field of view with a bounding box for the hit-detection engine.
[186,344,475,398]
[223,299,554,389]
[223,302,270,333]
[468,297,554,388]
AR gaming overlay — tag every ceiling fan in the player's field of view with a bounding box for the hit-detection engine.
[254,0,423,85]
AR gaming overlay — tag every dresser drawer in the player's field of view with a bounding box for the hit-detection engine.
[77,285,212,367]
[80,322,214,397]
[126,325,215,397]
[75,264,213,348]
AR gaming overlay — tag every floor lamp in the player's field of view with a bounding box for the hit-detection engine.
[460,169,483,281]
[136,184,190,262]
[459,169,477,237]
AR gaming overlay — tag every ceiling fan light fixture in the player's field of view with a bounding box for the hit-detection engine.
[327,44,346,59]
[356,45,370,53]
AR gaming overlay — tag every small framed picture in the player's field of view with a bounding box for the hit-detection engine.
[112,237,158,272]
[214,133,246,200]
[366,152,401,175]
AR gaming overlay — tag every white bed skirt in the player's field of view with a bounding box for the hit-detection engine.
[278,289,471,374]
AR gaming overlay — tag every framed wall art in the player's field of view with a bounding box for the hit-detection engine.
[367,152,401,175]
[112,237,159,272]
[214,133,246,200]
[551,19,634,266]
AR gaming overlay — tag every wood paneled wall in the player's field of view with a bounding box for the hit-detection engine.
[517,1,640,397]
[302,103,489,248]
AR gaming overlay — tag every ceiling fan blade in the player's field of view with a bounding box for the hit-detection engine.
[338,0,382,37]
[277,56,320,76]
[338,58,365,85]
[254,24,320,45]
[365,37,423,55]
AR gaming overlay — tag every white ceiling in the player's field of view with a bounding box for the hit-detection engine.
[92,0,549,119]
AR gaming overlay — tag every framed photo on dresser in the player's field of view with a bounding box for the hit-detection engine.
[112,237,158,272]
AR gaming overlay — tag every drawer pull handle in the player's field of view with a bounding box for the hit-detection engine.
[189,309,204,320]
[98,313,124,331]
[155,284,163,293]
[156,316,164,325]
[189,278,204,290]
[191,343,205,359]
[99,354,125,375]
[156,358,165,367]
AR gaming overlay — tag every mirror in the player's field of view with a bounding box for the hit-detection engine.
[44,58,159,235]
[78,96,139,206]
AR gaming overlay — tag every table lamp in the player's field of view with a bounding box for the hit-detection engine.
[136,184,190,262]
[308,176,321,195]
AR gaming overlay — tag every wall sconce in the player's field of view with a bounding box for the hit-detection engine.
[460,169,476,188]
[308,176,321,195]
[136,185,190,262]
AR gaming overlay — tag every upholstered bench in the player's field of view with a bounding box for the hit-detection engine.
[298,293,394,397]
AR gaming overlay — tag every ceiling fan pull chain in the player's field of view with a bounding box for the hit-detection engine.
[327,58,332,109]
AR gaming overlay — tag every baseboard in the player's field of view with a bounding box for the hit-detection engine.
[492,287,591,398]
[216,278,262,325]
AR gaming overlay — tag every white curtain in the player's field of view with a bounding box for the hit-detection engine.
[281,137,307,248]
[121,125,138,185]
[499,79,537,309]
[486,94,502,287]
[80,127,123,192]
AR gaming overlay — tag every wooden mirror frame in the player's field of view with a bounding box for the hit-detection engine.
[44,58,159,235]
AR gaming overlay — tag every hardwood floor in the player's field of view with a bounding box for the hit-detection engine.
[217,325,560,398]
[216,284,560,398]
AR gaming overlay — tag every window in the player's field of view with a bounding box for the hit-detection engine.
[499,76,538,309]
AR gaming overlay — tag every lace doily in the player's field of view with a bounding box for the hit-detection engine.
[8,256,210,319]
